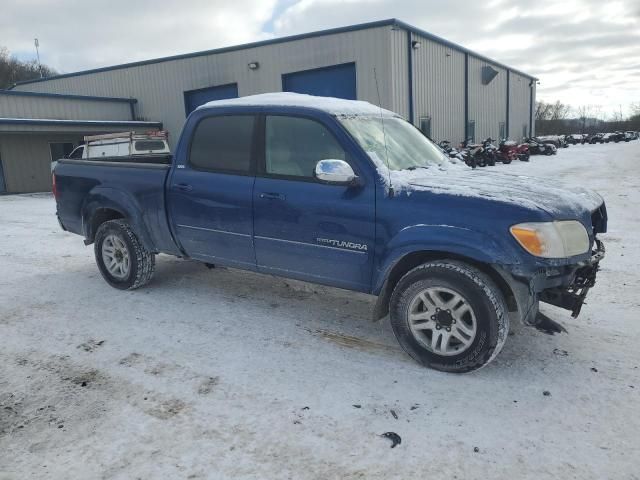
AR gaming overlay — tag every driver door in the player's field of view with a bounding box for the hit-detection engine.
[253,114,375,292]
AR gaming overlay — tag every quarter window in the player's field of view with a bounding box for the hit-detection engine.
[265,116,346,178]
[189,115,254,173]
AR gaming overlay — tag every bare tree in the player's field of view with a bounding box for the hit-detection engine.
[549,101,571,121]
[0,46,56,89]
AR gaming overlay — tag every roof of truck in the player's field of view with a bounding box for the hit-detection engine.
[197,92,397,117]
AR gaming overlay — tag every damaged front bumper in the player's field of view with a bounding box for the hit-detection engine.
[496,239,606,325]
[539,239,605,317]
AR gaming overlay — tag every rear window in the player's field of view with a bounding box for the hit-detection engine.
[134,140,166,152]
[189,115,254,173]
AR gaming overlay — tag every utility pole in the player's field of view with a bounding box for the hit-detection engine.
[34,38,43,77]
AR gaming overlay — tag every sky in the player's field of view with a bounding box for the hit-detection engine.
[2,0,639,117]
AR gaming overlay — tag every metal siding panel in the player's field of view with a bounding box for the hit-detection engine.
[508,72,533,141]
[0,135,73,193]
[11,27,394,149]
[411,34,465,143]
[389,27,409,119]
[0,94,131,121]
[468,56,507,142]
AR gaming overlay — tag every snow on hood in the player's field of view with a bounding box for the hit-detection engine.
[385,165,604,217]
[197,92,397,117]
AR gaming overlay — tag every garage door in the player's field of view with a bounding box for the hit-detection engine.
[184,83,238,116]
[282,63,356,100]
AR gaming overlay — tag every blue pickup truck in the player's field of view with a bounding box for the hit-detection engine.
[53,93,607,372]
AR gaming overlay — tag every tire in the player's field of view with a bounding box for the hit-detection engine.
[94,219,155,290]
[389,261,509,373]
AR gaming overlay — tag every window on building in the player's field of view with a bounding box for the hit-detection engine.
[189,115,255,173]
[49,143,75,163]
[522,124,528,139]
[419,116,432,139]
[265,115,346,178]
[499,122,506,140]
[467,121,476,143]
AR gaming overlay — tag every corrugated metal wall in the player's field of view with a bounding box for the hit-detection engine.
[0,94,131,121]
[410,33,465,143]
[0,134,80,193]
[11,24,535,149]
[467,56,507,142]
[509,71,533,141]
[388,27,409,120]
[13,27,396,148]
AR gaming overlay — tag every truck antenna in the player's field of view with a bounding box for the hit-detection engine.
[373,68,394,197]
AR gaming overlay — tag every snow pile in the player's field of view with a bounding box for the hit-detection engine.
[198,92,397,117]
[380,166,604,215]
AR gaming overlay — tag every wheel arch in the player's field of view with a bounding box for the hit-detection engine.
[81,188,156,251]
[372,250,517,321]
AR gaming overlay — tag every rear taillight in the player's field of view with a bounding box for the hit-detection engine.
[52,172,58,200]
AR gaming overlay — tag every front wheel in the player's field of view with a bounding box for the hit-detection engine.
[389,261,509,373]
[94,219,155,290]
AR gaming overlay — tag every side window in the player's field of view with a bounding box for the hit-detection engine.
[69,146,84,159]
[189,115,254,173]
[265,115,346,178]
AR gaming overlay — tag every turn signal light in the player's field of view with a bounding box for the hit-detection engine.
[510,226,544,256]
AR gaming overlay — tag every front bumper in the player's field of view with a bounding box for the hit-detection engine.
[495,239,605,324]
[539,239,605,317]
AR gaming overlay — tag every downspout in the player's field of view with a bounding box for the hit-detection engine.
[506,70,510,139]
[529,80,534,137]
[407,29,414,124]
[464,52,469,140]
[407,30,415,125]
[129,100,136,121]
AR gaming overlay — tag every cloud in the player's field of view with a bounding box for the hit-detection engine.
[2,0,638,116]
[1,0,277,72]
[272,0,640,116]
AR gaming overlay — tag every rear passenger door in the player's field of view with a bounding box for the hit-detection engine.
[167,114,258,269]
[253,114,375,292]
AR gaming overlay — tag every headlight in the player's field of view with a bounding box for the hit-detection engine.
[510,221,590,258]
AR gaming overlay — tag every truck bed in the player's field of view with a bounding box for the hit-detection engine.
[54,156,180,255]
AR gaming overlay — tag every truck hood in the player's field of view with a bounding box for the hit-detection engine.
[390,167,604,218]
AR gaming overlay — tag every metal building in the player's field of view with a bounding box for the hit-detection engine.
[2,18,536,193]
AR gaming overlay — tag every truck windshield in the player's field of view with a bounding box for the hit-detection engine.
[339,115,449,171]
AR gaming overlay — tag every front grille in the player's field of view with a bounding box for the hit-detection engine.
[591,203,608,234]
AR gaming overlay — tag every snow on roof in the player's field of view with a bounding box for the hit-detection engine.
[197,92,397,117]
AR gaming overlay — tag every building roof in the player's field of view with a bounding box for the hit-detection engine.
[10,19,536,89]
[0,90,137,103]
[0,118,161,127]
[197,92,397,116]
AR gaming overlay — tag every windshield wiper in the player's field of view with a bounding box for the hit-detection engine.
[404,166,430,171]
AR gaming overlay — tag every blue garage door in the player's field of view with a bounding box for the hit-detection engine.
[184,83,238,116]
[282,63,356,100]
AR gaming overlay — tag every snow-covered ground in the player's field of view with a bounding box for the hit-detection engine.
[1,141,639,479]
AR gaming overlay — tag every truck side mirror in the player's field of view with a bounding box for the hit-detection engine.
[314,159,358,186]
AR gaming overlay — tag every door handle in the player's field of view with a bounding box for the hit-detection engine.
[174,183,193,192]
[259,192,285,200]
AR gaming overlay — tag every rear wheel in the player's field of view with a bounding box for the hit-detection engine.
[94,219,155,290]
[389,261,509,373]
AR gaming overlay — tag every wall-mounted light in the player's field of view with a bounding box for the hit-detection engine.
[411,41,421,49]
[248,62,260,70]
